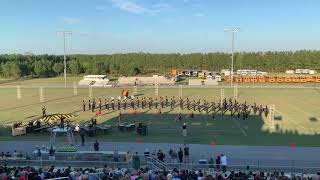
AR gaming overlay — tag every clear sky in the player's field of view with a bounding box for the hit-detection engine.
[0,0,319,54]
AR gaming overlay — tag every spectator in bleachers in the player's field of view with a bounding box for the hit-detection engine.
[113,150,119,162]
[37,149,41,162]
[126,151,132,164]
[171,149,178,163]
[80,131,85,146]
[178,148,183,163]
[216,155,221,170]
[132,152,140,170]
[157,150,165,162]
[94,140,99,151]
[0,152,5,159]
[12,150,18,159]
[49,146,55,160]
[184,145,190,163]
[220,154,227,173]
[144,148,150,157]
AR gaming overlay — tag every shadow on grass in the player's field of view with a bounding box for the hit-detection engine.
[2,111,320,146]
[274,116,282,121]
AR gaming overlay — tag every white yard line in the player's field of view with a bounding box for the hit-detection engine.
[244,92,311,132]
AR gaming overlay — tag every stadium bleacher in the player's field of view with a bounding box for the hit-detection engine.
[1,163,319,180]
[78,75,110,87]
[118,76,175,86]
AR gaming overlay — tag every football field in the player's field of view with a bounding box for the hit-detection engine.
[0,77,320,146]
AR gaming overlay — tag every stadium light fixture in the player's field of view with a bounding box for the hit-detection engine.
[224,28,240,86]
[57,30,72,86]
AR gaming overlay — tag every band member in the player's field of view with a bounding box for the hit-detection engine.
[88,100,91,110]
[193,100,196,111]
[149,98,153,109]
[123,99,127,110]
[141,97,145,109]
[92,99,95,112]
[211,102,216,112]
[172,96,176,107]
[186,98,190,110]
[179,97,183,109]
[223,98,227,110]
[165,96,169,107]
[98,99,102,110]
[42,106,46,117]
[111,99,115,110]
[105,99,108,110]
[155,98,158,109]
[137,97,140,108]
[131,99,135,110]
[258,105,263,116]
[83,100,86,111]
[246,109,251,118]
[117,99,121,110]
[264,105,269,117]
[204,101,209,114]
[161,97,164,109]
[253,102,257,114]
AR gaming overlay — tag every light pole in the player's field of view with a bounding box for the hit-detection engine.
[57,31,72,86]
[224,28,240,86]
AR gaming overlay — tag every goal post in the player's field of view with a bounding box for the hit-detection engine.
[89,86,93,99]
[155,83,159,97]
[269,104,275,129]
[39,87,44,103]
[73,82,78,95]
[220,89,224,104]
[17,85,22,100]
[234,84,238,99]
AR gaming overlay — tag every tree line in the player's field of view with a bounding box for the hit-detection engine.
[0,50,319,78]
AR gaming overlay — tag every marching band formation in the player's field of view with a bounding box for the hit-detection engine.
[82,96,269,120]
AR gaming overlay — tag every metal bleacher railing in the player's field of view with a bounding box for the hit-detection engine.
[146,155,171,171]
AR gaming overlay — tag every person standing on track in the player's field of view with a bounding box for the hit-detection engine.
[184,145,189,163]
[178,148,183,163]
[182,123,187,137]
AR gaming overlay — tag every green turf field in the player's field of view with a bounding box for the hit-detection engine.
[0,77,320,146]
